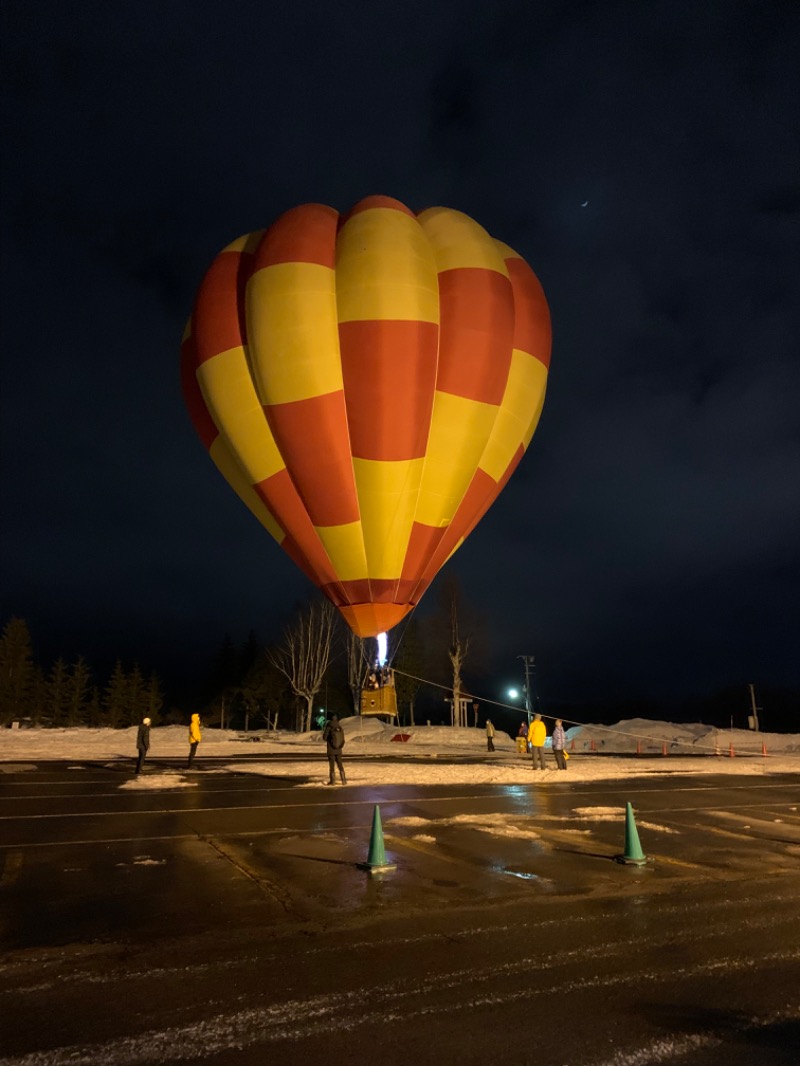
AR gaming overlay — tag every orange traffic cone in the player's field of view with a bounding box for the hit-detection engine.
[590,739,597,752]
[636,740,641,755]
[761,741,768,757]
[729,742,735,758]
[662,742,667,756]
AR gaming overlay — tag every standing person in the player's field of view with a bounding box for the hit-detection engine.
[135,717,151,774]
[322,714,347,785]
[552,718,567,770]
[187,713,202,769]
[486,719,496,752]
[517,721,528,754]
[528,713,547,770]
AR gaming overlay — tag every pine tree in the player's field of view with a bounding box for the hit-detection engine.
[47,658,71,727]
[144,672,163,723]
[211,634,239,692]
[126,664,145,726]
[104,661,128,728]
[0,617,35,726]
[86,685,103,727]
[66,657,92,726]
[239,630,260,682]
[28,667,47,726]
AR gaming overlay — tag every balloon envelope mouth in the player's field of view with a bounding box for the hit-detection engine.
[339,602,412,638]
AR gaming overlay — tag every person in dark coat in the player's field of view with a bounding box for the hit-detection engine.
[322,714,347,785]
[135,717,151,774]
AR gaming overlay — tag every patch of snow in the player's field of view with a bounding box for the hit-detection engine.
[1,720,798,789]
[389,813,540,840]
[573,807,623,818]
[119,774,197,790]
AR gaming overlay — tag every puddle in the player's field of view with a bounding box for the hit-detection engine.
[502,869,542,882]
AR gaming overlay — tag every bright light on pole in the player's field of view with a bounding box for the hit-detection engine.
[508,687,520,701]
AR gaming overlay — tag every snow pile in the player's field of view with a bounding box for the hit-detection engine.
[2,718,799,787]
[568,717,800,757]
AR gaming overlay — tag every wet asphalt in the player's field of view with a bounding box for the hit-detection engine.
[1,754,799,1065]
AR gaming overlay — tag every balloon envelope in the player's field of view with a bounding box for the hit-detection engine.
[181,196,551,637]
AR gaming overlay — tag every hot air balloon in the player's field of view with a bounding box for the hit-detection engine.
[181,196,551,638]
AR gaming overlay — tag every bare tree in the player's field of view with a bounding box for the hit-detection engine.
[269,599,336,732]
[345,628,367,714]
[448,589,470,728]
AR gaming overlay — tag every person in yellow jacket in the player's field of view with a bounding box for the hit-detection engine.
[187,713,202,769]
[528,713,547,770]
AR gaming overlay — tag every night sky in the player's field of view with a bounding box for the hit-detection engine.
[2,1,798,715]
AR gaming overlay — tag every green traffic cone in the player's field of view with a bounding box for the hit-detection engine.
[615,801,649,865]
[358,804,397,873]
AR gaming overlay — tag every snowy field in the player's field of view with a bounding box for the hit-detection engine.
[2,717,798,788]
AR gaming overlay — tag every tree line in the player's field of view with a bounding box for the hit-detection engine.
[205,598,469,733]
[0,617,164,728]
[1,582,485,731]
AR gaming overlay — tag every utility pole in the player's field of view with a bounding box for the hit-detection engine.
[519,655,535,726]
[748,683,761,732]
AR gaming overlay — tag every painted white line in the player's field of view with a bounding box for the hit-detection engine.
[0,825,374,849]
[2,792,799,826]
[0,790,550,821]
[0,786,296,801]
